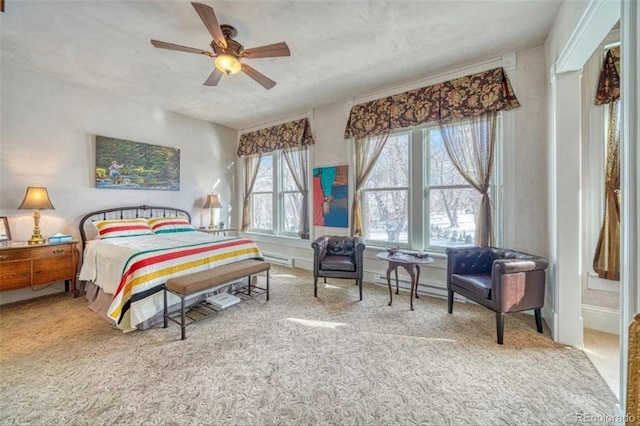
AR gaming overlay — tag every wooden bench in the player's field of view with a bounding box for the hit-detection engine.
[163,259,270,340]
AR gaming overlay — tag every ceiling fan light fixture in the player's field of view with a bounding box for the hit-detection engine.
[215,53,241,75]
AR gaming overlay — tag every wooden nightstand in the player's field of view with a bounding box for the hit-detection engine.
[0,241,80,297]
[197,228,237,236]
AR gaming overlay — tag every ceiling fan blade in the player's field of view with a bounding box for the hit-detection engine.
[191,2,227,49]
[204,68,224,86]
[241,64,276,90]
[151,39,212,57]
[243,42,291,59]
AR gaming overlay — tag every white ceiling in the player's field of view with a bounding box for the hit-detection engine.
[0,0,562,130]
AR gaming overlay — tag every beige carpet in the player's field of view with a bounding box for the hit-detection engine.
[0,266,616,425]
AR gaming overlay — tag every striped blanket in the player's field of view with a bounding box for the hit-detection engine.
[79,233,262,332]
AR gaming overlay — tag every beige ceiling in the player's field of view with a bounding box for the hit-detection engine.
[0,0,562,130]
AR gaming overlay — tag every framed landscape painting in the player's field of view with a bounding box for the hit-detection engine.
[95,135,180,191]
[312,165,348,228]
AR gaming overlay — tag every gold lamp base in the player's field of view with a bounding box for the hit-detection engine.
[28,210,46,245]
[28,235,46,245]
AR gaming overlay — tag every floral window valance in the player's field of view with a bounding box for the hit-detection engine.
[595,46,620,105]
[238,118,315,156]
[344,67,520,139]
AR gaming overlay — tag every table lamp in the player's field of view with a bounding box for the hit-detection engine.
[18,186,55,245]
[203,194,222,231]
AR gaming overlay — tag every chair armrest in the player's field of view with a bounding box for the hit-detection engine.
[493,258,549,274]
[311,236,329,272]
[311,236,329,256]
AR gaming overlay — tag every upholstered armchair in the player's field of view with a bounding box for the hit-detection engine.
[445,246,548,344]
[312,235,366,301]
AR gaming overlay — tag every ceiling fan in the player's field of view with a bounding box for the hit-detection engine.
[151,2,290,90]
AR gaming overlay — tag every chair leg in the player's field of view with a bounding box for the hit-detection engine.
[314,276,318,297]
[496,312,505,345]
[358,279,362,301]
[324,277,326,283]
[535,308,543,333]
[447,290,454,314]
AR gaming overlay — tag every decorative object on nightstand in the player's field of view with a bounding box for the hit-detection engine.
[0,217,11,243]
[197,227,236,236]
[203,194,222,231]
[18,186,55,245]
[48,233,73,244]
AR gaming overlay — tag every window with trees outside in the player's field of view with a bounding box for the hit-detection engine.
[250,151,303,236]
[361,121,500,251]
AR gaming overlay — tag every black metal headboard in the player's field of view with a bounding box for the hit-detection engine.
[79,205,191,250]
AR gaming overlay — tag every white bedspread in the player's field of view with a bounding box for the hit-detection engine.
[79,233,233,294]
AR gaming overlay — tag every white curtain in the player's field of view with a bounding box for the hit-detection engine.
[438,111,497,246]
[241,154,261,232]
[351,131,391,236]
[283,146,310,239]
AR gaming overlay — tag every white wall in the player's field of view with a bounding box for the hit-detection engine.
[505,46,548,257]
[0,60,238,303]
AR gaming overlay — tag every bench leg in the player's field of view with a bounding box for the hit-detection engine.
[180,295,186,340]
[266,269,270,301]
[247,275,252,295]
[163,286,168,329]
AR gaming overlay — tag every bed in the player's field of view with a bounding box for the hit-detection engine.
[78,205,262,332]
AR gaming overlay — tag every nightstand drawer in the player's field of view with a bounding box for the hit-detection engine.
[0,244,72,262]
[33,257,73,284]
[0,261,32,291]
[29,244,72,260]
[0,249,33,262]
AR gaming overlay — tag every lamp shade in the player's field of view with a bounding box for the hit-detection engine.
[18,186,55,210]
[203,194,222,209]
[214,54,242,75]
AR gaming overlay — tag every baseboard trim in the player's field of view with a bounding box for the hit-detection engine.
[543,306,557,341]
[582,304,619,335]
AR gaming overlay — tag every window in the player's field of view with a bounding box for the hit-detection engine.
[361,121,501,251]
[250,151,304,236]
[362,132,410,243]
[425,128,481,248]
[251,155,273,231]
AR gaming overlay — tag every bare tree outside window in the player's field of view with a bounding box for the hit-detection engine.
[359,125,490,249]
[282,161,302,233]
[251,155,273,230]
[426,128,480,247]
[250,151,304,236]
[362,133,410,243]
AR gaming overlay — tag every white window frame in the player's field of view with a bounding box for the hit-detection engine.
[250,153,275,234]
[361,131,412,247]
[360,120,503,253]
[249,150,303,238]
